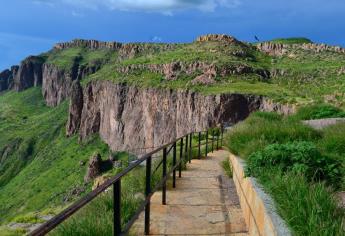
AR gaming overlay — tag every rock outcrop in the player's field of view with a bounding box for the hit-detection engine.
[196,34,245,46]
[257,42,345,56]
[54,39,177,60]
[0,69,12,92]
[42,60,104,107]
[117,61,270,80]
[256,42,286,56]
[84,153,102,182]
[54,39,122,50]
[13,56,44,91]
[66,81,292,155]
[42,63,78,107]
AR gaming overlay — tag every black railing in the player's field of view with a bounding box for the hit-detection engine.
[30,127,223,236]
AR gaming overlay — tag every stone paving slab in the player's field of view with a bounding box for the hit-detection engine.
[150,188,240,206]
[130,150,248,236]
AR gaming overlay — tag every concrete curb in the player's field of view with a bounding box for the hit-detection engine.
[229,153,291,236]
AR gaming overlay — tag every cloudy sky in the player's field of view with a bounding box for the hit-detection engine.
[1,0,344,69]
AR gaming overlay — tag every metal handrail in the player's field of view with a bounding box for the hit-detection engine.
[29,127,223,236]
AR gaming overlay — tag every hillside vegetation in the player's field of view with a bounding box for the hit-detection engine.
[0,88,111,227]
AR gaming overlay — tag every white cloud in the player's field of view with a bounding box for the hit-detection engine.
[34,0,241,13]
[151,36,163,42]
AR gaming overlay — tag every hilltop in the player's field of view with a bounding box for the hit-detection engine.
[0,34,345,234]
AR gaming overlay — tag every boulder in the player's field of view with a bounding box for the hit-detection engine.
[84,153,102,182]
[191,74,216,85]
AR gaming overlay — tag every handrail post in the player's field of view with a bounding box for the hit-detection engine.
[179,138,183,178]
[144,156,152,235]
[205,130,208,157]
[216,130,219,150]
[173,142,177,188]
[185,134,189,163]
[162,147,167,205]
[189,133,192,162]
[211,130,214,153]
[221,128,224,147]
[113,180,121,236]
[198,132,201,159]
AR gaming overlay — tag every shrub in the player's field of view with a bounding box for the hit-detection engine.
[246,142,342,188]
[293,104,345,120]
[225,112,321,158]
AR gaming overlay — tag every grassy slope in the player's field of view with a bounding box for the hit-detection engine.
[0,88,110,223]
[267,37,312,44]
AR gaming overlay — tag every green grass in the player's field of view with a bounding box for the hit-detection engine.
[267,37,312,45]
[258,168,344,236]
[292,104,345,120]
[0,88,112,226]
[226,112,321,158]
[226,109,345,235]
[43,47,116,70]
[222,158,232,178]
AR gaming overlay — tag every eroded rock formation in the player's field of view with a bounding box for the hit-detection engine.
[196,34,245,46]
[117,61,270,81]
[257,42,345,56]
[54,39,122,50]
[84,153,102,182]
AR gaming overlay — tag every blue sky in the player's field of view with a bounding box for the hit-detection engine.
[1,0,344,70]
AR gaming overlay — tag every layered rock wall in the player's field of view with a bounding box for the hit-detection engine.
[257,42,345,56]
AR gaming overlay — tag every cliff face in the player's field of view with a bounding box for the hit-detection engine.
[66,80,294,155]
[42,63,78,107]
[0,69,13,92]
[13,56,44,91]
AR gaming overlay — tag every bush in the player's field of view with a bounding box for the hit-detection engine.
[225,112,321,158]
[293,104,345,120]
[246,142,342,188]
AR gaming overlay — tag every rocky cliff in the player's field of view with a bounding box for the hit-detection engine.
[13,56,44,91]
[0,66,18,92]
[66,80,294,155]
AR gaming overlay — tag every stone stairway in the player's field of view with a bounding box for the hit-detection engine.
[131,150,248,235]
